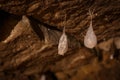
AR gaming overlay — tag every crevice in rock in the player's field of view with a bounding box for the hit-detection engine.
[0,10,21,42]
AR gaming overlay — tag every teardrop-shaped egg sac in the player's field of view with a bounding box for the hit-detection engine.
[58,32,68,55]
[84,23,97,48]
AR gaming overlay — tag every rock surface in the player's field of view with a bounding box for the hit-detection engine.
[0,0,120,80]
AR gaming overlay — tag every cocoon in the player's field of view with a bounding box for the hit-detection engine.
[84,21,97,48]
[58,27,68,55]
[84,10,97,48]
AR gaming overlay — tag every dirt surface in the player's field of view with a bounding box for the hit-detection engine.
[0,0,120,80]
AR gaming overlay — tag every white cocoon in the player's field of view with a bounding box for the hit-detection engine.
[84,23,97,48]
[58,32,68,55]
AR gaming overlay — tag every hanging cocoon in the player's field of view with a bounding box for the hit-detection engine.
[84,21,97,48]
[58,27,68,55]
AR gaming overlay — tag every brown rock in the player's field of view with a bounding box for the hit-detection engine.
[0,0,120,80]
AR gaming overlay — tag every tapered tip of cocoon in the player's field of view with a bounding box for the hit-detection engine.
[84,26,97,49]
[58,48,68,55]
[58,50,65,56]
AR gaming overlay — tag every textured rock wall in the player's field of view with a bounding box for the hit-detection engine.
[0,0,120,80]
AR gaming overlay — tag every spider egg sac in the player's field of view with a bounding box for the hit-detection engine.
[58,32,68,55]
[84,22,97,48]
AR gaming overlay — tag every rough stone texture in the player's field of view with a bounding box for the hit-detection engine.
[1,0,120,42]
[0,0,120,80]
